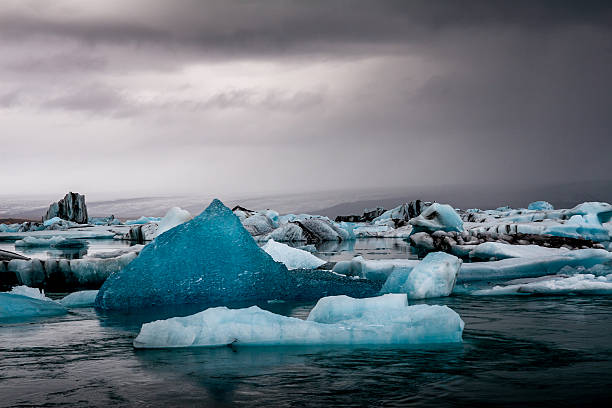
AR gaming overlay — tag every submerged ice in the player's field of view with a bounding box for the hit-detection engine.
[133,294,464,348]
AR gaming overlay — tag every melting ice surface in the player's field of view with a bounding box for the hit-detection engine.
[133,294,464,348]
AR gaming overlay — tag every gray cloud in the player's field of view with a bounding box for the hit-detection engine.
[0,1,611,198]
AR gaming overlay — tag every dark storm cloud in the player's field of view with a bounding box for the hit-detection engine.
[0,0,611,196]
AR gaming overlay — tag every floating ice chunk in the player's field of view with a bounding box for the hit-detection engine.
[332,256,419,282]
[242,214,275,236]
[306,293,407,323]
[0,228,116,241]
[70,252,138,288]
[15,236,87,249]
[262,239,326,270]
[382,252,461,299]
[567,202,612,223]
[473,273,612,296]
[264,210,280,227]
[257,223,306,242]
[299,218,349,241]
[8,285,52,301]
[458,248,612,283]
[126,216,161,225]
[382,225,413,238]
[0,293,67,320]
[96,199,377,311]
[59,290,99,307]
[409,203,463,233]
[156,207,192,237]
[527,201,554,211]
[42,216,63,227]
[133,294,464,348]
[469,242,570,260]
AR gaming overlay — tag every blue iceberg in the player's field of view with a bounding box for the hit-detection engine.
[527,201,554,211]
[0,293,67,320]
[95,199,378,311]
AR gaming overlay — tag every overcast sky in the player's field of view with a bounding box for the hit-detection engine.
[1,0,611,198]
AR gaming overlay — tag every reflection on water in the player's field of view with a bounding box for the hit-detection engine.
[1,296,611,407]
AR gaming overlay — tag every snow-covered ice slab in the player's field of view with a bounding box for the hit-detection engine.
[332,256,420,282]
[0,228,116,241]
[468,242,570,260]
[0,293,67,320]
[15,236,88,248]
[472,273,612,296]
[381,252,461,299]
[458,248,612,283]
[133,294,464,348]
[59,290,99,307]
[262,239,326,270]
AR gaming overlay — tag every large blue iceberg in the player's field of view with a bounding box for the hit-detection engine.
[95,199,377,311]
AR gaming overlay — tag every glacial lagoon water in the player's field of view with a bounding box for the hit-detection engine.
[1,239,611,407]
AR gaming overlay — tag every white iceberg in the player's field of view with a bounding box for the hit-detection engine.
[14,236,87,248]
[332,256,419,282]
[458,248,612,283]
[473,273,612,296]
[156,207,192,237]
[409,203,463,233]
[381,252,461,299]
[125,216,161,225]
[59,290,99,307]
[306,293,408,323]
[8,285,53,302]
[133,294,464,348]
[262,239,326,270]
[469,242,570,260]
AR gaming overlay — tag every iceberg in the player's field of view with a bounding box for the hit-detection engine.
[242,214,275,236]
[0,293,67,320]
[332,256,419,282]
[59,290,99,307]
[473,273,612,296]
[458,248,612,283]
[133,294,464,348]
[156,207,192,237]
[409,203,463,234]
[468,242,570,260]
[8,285,52,301]
[96,199,377,311]
[15,236,88,249]
[125,216,161,225]
[527,201,554,211]
[306,293,407,323]
[262,239,326,270]
[42,216,63,227]
[257,223,306,242]
[381,252,461,299]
